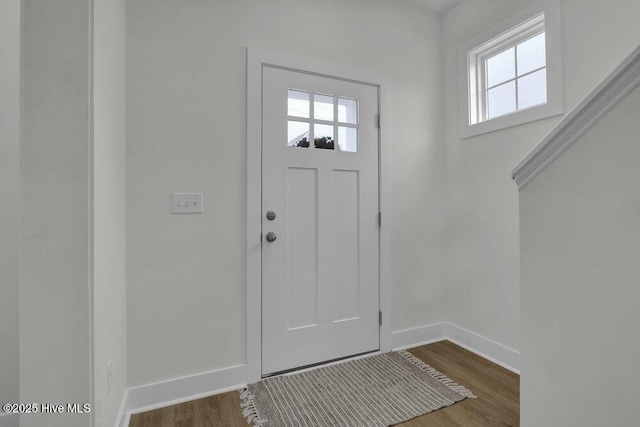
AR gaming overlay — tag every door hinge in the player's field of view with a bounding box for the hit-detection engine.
[378,212,382,227]
[376,114,381,129]
[260,232,263,242]
[379,310,382,326]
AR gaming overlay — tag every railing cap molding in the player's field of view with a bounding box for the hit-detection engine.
[512,44,640,191]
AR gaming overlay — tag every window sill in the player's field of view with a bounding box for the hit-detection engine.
[459,102,563,139]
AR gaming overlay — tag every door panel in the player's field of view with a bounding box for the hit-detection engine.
[331,169,360,323]
[261,66,379,375]
[286,167,318,330]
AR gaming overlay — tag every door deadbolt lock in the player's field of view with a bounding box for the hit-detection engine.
[266,211,276,221]
[265,232,277,242]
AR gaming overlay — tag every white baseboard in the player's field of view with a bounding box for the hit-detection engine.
[391,322,447,350]
[114,364,247,427]
[115,389,129,427]
[113,324,518,426]
[0,413,19,427]
[391,322,520,374]
[445,323,520,374]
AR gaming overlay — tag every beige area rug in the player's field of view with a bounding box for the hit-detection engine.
[239,350,476,426]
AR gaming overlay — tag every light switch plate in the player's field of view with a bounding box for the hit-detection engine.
[171,193,203,214]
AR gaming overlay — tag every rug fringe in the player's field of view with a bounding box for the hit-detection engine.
[397,350,477,399]
[239,387,268,426]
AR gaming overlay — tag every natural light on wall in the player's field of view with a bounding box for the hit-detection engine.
[458,0,563,139]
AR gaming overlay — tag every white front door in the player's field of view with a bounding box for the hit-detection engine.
[261,66,380,375]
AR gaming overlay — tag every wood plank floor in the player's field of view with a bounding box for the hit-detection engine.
[129,341,519,427]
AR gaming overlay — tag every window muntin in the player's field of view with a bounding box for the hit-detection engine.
[484,32,547,120]
[287,90,358,152]
[468,12,546,125]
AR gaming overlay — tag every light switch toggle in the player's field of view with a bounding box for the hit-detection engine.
[171,193,203,214]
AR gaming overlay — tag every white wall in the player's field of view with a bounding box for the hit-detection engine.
[20,1,92,426]
[441,0,640,352]
[0,0,21,412]
[93,0,128,426]
[519,84,640,427]
[126,0,446,387]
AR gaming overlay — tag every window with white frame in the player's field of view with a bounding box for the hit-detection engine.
[459,0,563,139]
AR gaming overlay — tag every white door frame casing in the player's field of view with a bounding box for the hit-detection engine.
[246,48,393,384]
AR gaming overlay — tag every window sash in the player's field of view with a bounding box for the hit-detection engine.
[288,91,359,150]
[468,14,545,124]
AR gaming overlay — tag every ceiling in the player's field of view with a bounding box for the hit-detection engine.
[402,0,463,15]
